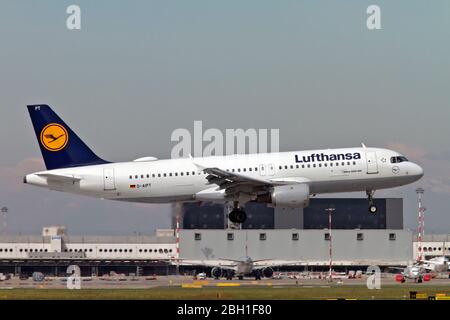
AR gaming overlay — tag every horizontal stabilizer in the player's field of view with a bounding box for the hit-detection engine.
[36,173,82,182]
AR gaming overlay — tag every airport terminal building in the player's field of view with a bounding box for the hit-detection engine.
[0,198,447,276]
[178,198,412,269]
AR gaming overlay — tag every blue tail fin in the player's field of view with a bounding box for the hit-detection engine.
[27,104,109,170]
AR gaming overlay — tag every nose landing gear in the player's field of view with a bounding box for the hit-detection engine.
[366,190,378,214]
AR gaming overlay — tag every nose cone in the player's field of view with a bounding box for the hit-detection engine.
[412,163,424,179]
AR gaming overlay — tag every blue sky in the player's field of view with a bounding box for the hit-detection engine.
[0,1,449,234]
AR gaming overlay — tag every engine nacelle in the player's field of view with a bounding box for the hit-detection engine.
[262,267,274,278]
[395,274,405,283]
[195,188,226,202]
[270,184,310,208]
[211,267,223,279]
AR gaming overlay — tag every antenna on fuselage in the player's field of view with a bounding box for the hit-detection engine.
[361,143,367,148]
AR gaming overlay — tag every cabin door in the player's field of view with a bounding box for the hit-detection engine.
[103,168,116,190]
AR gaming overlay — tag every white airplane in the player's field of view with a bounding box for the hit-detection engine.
[421,256,449,273]
[24,104,424,223]
[393,256,449,283]
[394,264,431,283]
[177,256,297,280]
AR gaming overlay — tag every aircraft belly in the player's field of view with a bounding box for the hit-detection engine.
[310,176,408,194]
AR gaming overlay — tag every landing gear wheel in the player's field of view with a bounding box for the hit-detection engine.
[229,210,237,223]
[229,208,247,224]
[366,190,377,214]
[235,210,247,224]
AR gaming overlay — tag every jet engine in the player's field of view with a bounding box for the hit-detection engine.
[259,184,310,208]
[262,267,274,278]
[211,267,223,279]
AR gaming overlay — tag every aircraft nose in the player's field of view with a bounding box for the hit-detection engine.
[406,163,424,181]
[413,163,424,178]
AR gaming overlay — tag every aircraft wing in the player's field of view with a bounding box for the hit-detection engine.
[253,260,305,268]
[201,167,274,190]
[191,158,307,197]
[173,259,237,270]
[387,267,406,271]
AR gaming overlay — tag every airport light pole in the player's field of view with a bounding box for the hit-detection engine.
[416,188,426,261]
[325,206,335,282]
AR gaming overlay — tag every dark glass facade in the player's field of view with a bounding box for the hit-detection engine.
[241,202,275,229]
[303,198,387,229]
[182,203,225,229]
[181,198,401,230]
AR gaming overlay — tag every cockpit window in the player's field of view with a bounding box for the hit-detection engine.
[390,156,408,163]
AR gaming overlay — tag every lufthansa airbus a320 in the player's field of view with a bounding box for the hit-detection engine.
[24,104,424,223]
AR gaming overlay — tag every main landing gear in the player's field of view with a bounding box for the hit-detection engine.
[228,201,247,224]
[366,190,378,214]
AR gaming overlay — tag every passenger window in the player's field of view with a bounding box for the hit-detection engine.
[135,175,138,179]
[186,172,189,176]
[284,165,288,169]
[318,163,322,167]
[146,174,150,178]
[290,165,293,169]
[307,164,310,168]
[163,173,167,177]
[313,164,316,168]
[302,165,305,168]
[141,175,144,178]
[129,175,132,179]
[279,166,282,170]
[158,174,161,177]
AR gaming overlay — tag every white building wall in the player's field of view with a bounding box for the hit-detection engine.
[179,229,413,266]
[0,241,177,260]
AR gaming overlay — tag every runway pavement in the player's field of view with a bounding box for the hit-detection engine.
[1,275,449,289]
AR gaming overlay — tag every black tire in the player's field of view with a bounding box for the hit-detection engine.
[368,204,378,214]
[229,210,237,223]
[235,210,247,223]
